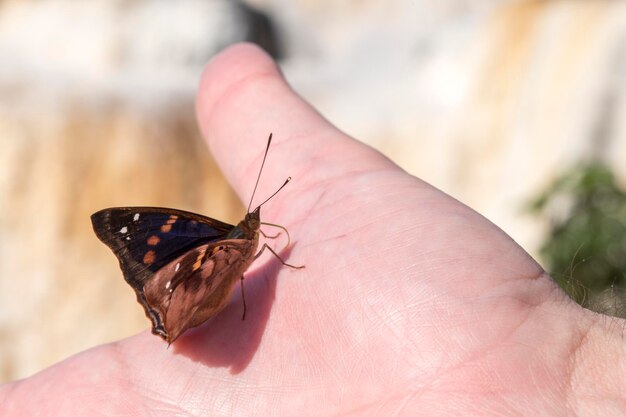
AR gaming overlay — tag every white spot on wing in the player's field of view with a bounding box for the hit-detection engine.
[119,226,128,234]
[133,213,140,221]
[175,262,180,272]
[125,236,131,241]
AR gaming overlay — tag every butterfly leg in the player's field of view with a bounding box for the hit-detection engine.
[254,243,305,269]
[260,229,280,239]
[240,275,247,321]
[260,222,291,249]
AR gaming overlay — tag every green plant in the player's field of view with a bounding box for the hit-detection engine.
[528,162,626,314]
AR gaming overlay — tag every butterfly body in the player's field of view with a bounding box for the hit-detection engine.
[92,206,262,344]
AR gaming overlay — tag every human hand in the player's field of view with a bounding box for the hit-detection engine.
[1,43,624,416]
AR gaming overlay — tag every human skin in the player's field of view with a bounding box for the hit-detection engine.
[1,43,624,416]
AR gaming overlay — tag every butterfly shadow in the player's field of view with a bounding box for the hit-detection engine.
[171,244,297,374]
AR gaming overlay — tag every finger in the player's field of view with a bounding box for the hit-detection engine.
[195,43,397,206]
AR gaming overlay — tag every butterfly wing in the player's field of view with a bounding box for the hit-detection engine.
[91,207,236,336]
[143,236,259,343]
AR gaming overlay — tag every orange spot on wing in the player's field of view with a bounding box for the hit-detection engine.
[143,250,156,265]
[161,215,178,233]
[192,249,206,271]
[147,235,160,246]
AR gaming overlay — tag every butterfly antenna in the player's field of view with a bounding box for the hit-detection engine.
[247,133,273,213]
[255,177,291,210]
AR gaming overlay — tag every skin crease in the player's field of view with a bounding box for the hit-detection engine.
[1,43,624,416]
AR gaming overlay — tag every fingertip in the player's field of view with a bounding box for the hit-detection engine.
[194,42,335,199]
[194,42,396,206]
[196,43,282,140]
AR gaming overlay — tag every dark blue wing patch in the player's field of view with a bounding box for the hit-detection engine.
[91,207,235,291]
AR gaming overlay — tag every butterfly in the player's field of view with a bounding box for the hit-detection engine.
[91,134,303,344]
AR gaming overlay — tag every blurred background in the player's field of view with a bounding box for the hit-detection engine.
[1,0,625,383]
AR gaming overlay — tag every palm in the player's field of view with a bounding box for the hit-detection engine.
[1,44,605,416]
